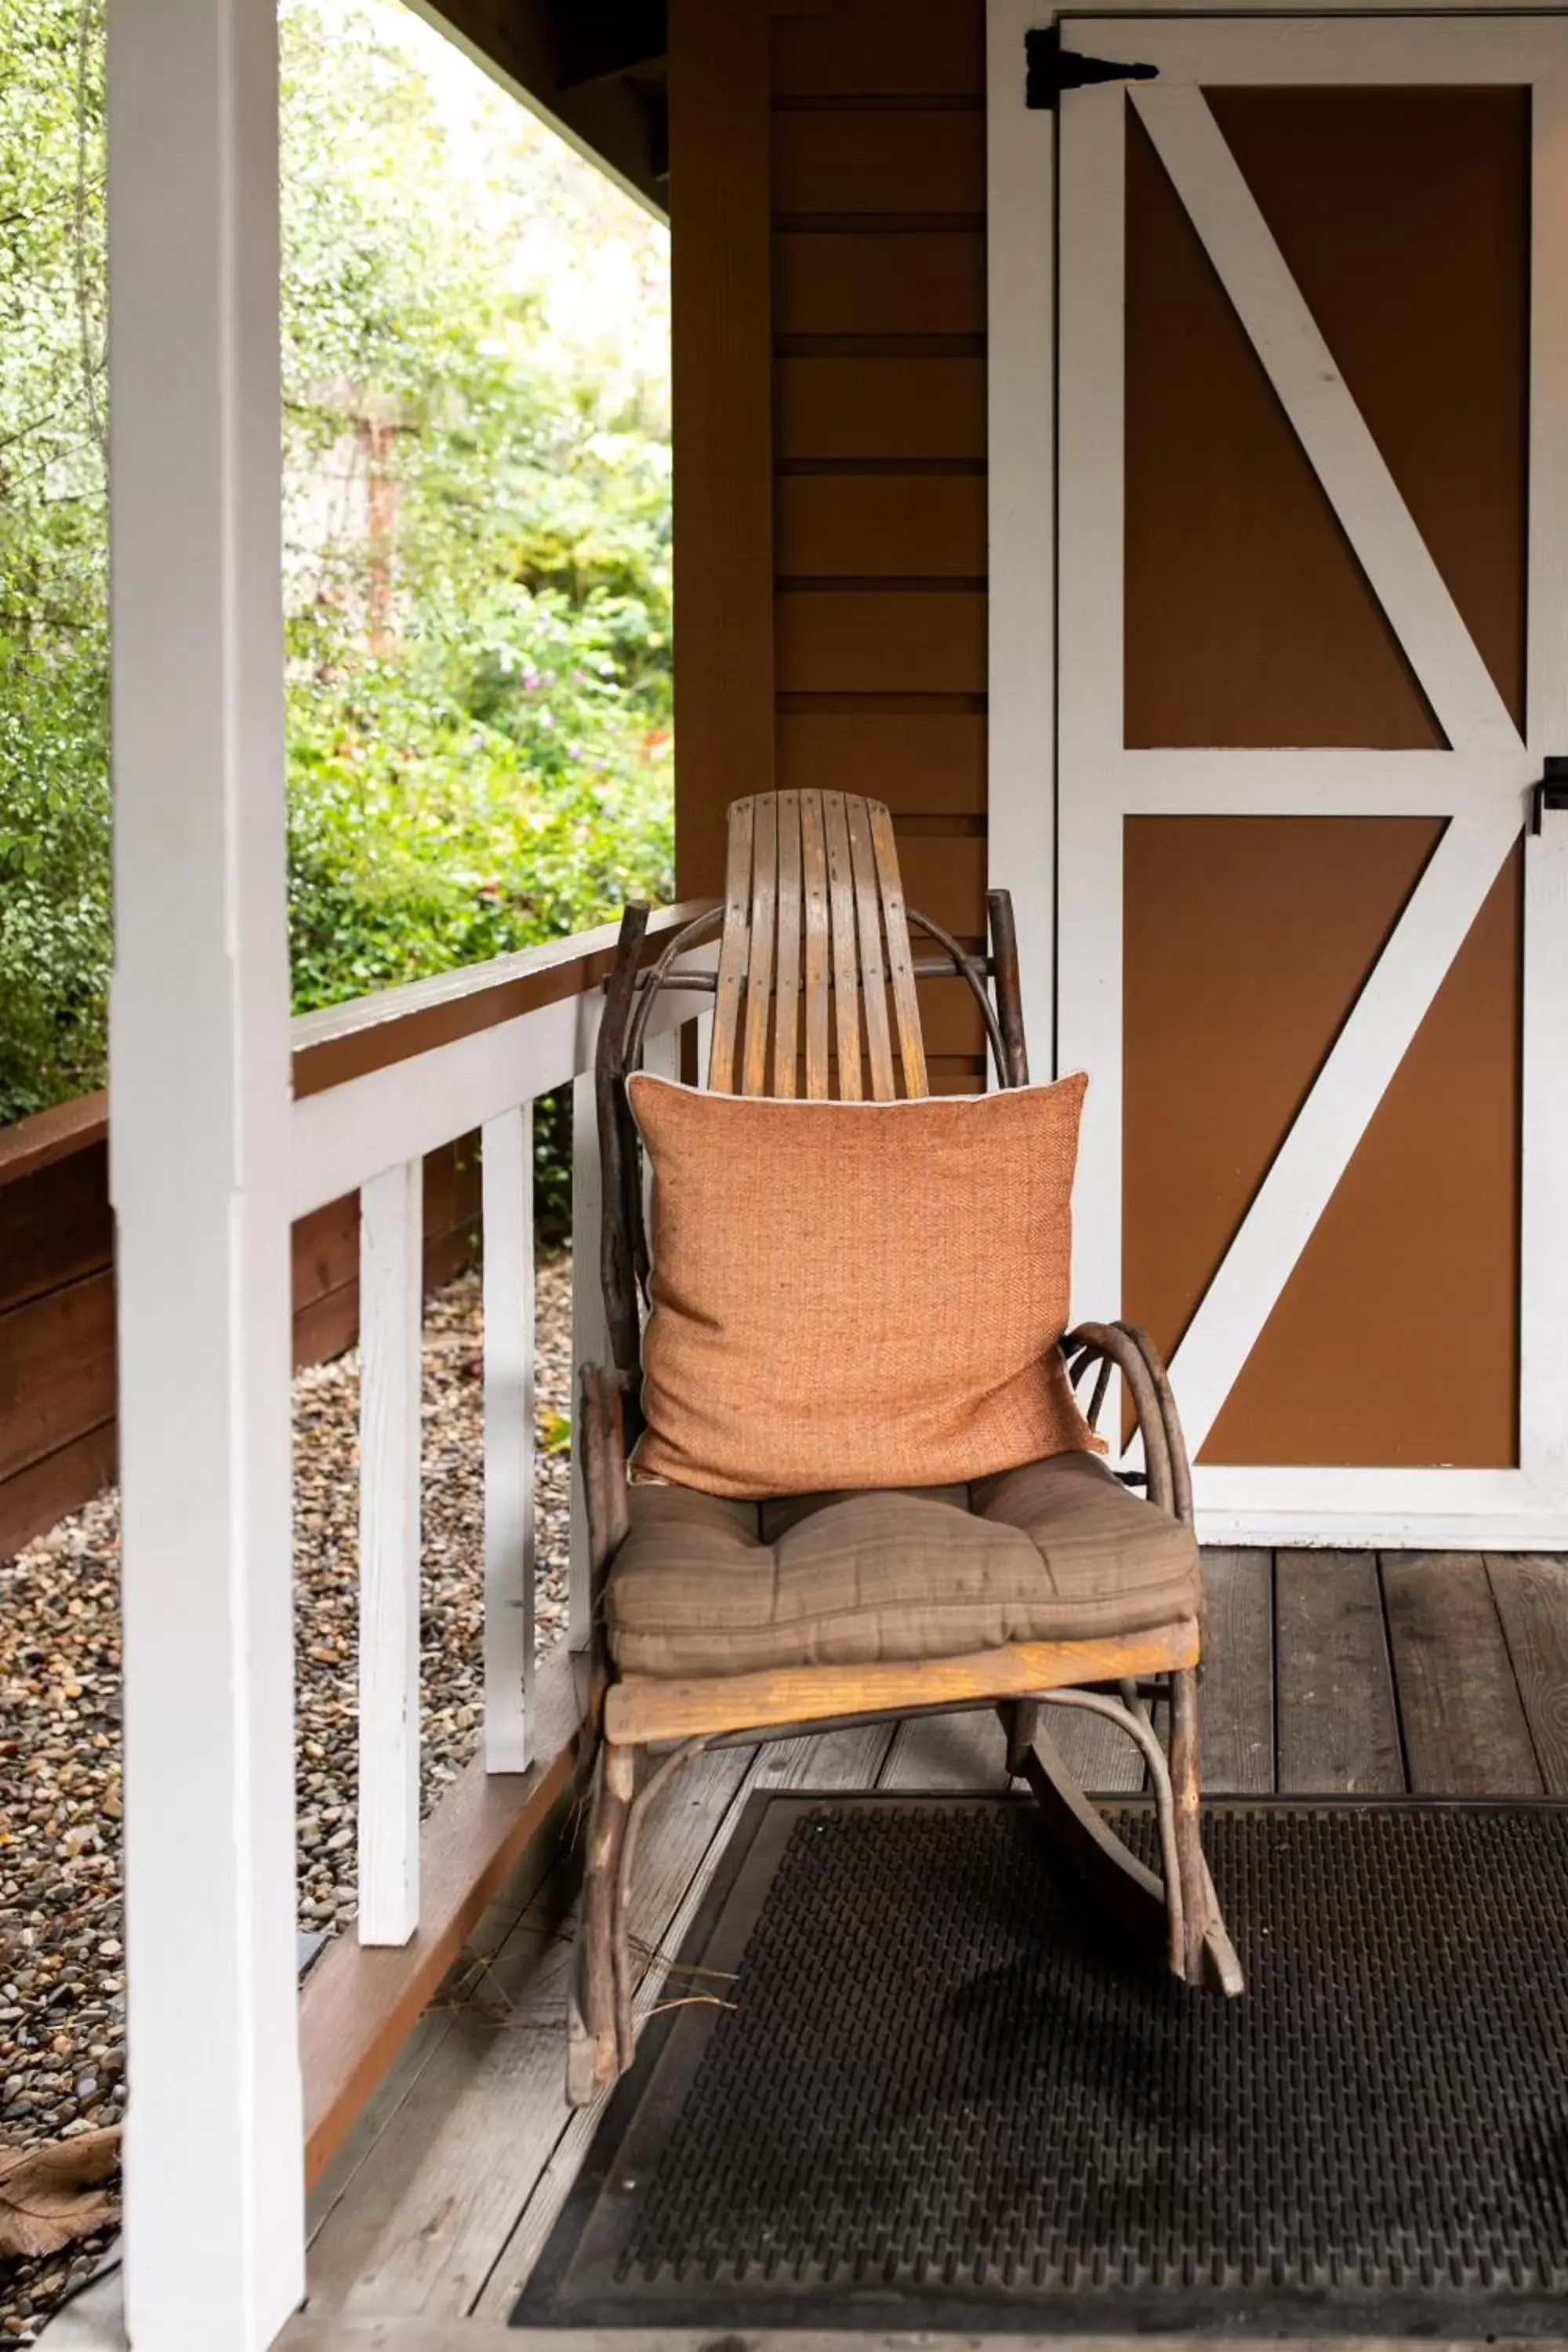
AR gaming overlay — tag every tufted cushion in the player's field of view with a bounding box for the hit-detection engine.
[626,1071,1098,1500]
[604,1454,1200,1677]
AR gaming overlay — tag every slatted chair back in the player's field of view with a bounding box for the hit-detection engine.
[708,789,927,1102]
[593,789,1030,1377]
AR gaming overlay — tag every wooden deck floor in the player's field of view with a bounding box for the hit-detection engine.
[289,1549,1568,2350]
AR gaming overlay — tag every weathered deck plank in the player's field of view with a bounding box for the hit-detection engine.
[1163,1549,1274,1793]
[1486,1555,1568,1793]
[285,2319,1541,2352]
[1200,1550,1275,1792]
[880,1697,1143,1793]
[879,1705,1009,1790]
[1381,1554,1544,1795]
[1275,1552,1404,1794]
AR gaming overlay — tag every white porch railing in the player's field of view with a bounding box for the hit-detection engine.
[287,920,710,1947]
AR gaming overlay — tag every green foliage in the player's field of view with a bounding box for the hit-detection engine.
[0,0,111,1122]
[0,0,672,1130]
[278,0,673,1014]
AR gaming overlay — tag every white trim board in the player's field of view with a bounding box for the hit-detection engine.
[1196,1465,1568,1552]
[989,3,1568,1545]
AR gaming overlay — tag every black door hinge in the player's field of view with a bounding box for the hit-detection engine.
[1025,24,1158,110]
[1530,754,1568,835]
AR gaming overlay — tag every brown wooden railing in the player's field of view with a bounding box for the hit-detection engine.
[0,1103,481,1560]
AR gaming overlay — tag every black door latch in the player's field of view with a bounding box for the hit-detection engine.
[1025,24,1159,110]
[1530,754,1568,834]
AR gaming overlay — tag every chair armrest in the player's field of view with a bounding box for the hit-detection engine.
[1063,1321,1193,1526]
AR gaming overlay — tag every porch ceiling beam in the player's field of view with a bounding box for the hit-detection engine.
[550,0,667,90]
[410,0,669,215]
[107,0,304,2343]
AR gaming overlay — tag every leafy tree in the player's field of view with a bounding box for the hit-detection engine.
[0,0,110,1119]
[0,0,673,1126]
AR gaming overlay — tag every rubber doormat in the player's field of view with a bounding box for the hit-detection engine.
[516,1794,1568,2335]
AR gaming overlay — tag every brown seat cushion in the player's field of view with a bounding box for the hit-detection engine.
[604,1453,1200,1677]
[625,1071,1099,1499]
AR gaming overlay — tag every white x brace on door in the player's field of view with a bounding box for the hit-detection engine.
[1054,17,1568,1546]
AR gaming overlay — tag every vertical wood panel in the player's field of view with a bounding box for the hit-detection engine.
[671,0,775,902]
[481,1105,535,1773]
[358,1160,425,1947]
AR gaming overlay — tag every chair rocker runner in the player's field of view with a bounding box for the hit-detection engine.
[568,788,1243,2106]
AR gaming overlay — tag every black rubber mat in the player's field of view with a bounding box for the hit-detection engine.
[517,1795,1568,2333]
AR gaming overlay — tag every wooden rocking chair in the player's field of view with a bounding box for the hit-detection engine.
[568,789,1242,2106]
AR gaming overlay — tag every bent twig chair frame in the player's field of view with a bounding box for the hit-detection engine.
[568,789,1241,2106]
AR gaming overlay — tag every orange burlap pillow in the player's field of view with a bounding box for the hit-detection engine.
[626,1072,1099,1499]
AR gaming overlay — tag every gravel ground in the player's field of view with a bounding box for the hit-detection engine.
[0,1250,573,2346]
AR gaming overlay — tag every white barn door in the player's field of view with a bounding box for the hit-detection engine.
[1055,17,1568,1547]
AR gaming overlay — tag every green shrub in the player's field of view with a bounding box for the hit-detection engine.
[0,0,673,1161]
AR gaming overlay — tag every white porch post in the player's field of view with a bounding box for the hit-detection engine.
[107,0,305,2343]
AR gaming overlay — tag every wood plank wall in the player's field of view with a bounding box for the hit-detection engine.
[674,0,990,1088]
[0,1131,481,1560]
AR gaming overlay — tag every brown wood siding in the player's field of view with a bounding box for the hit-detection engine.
[772,107,984,217]
[773,0,987,1083]
[776,356,985,460]
[0,1135,481,1559]
[776,474,986,576]
[670,0,776,903]
[674,20,1529,1468]
[674,0,990,1086]
[775,710,985,811]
